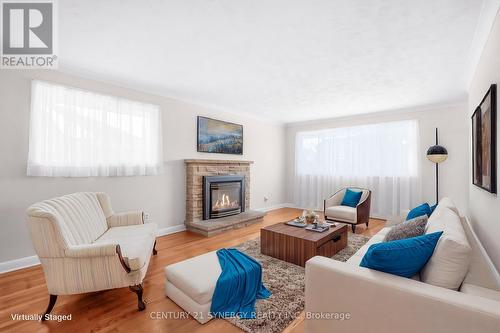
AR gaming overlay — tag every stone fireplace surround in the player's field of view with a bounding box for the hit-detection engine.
[185,159,266,236]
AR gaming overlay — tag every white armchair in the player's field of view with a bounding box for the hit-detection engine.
[324,187,371,233]
[26,192,157,320]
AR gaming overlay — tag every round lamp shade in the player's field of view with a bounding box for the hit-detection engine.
[427,145,448,163]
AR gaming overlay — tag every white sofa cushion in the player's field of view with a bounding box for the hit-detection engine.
[460,283,500,302]
[97,223,157,239]
[325,205,356,222]
[165,251,221,305]
[95,222,157,271]
[433,197,459,215]
[420,207,471,290]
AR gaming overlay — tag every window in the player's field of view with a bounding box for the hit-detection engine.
[294,120,420,216]
[27,80,163,177]
[296,120,419,177]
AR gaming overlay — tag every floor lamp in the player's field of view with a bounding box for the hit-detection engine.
[426,128,448,204]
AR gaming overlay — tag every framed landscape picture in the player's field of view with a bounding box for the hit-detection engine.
[197,116,243,154]
[472,84,497,194]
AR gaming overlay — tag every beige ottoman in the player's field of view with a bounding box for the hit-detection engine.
[165,251,221,324]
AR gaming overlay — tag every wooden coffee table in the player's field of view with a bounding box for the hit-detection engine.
[260,222,348,267]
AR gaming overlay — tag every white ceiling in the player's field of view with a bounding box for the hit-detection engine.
[59,0,490,123]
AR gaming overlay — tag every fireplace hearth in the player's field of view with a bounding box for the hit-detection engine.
[203,175,245,220]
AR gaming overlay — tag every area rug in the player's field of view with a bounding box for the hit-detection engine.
[225,232,370,333]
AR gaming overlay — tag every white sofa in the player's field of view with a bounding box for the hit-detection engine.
[26,192,157,319]
[305,198,500,333]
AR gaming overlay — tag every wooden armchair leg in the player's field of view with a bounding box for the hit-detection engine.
[153,241,158,255]
[41,294,57,321]
[129,284,146,311]
[351,225,356,233]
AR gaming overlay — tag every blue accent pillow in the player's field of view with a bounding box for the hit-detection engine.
[360,231,443,278]
[406,203,431,220]
[429,204,437,216]
[341,188,363,207]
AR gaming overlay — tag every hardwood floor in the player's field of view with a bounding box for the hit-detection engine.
[0,208,385,333]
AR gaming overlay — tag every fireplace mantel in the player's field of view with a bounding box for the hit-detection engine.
[184,158,264,236]
[184,159,254,165]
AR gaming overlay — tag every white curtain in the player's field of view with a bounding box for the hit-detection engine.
[27,80,163,177]
[294,120,421,218]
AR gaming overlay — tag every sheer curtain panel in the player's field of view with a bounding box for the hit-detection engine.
[27,80,163,177]
[294,120,421,217]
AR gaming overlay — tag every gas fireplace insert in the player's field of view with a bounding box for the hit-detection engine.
[202,175,245,220]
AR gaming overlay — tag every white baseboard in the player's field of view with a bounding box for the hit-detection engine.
[157,224,187,237]
[284,203,334,211]
[0,255,40,274]
[253,203,294,212]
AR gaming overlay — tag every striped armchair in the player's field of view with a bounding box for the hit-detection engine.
[26,192,157,320]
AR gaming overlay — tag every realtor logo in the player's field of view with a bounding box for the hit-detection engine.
[1,0,57,68]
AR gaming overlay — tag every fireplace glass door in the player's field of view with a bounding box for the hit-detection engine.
[210,182,242,218]
[203,175,245,220]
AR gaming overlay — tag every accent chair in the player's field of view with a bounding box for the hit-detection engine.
[26,192,157,320]
[324,187,371,233]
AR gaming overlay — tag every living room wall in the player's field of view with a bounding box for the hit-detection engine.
[468,8,500,270]
[0,70,286,266]
[285,104,469,215]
